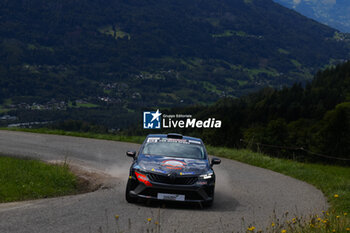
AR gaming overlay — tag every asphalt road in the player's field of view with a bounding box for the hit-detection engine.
[0,131,327,233]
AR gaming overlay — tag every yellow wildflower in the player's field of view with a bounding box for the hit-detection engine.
[346,228,350,231]
[336,215,340,219]
[281,230,287,233]
[147,218,152,222]
[334,194,339,198]
[115,215,119,220]
[271,222,275,227]
[247,226,256,231]
[155,221,159,225]
[332,230,336,232]
[344,213,348,216]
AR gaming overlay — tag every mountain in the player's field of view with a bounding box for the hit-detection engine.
[0,0,349,126]
[274,0,350,33]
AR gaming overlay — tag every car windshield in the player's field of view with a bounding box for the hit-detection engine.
[142,140,206,159]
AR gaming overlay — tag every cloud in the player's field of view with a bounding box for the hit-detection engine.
[322,0,336,4]
[292,0,336,6]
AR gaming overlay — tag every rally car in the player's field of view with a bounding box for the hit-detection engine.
[125,133,221,207]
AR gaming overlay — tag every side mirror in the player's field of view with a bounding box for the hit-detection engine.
[211,158,221,166]
[126,151,136,159]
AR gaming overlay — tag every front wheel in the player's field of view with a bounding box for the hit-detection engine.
[125,180,137,203]
[202,191,214,208]
[203,199,213,208]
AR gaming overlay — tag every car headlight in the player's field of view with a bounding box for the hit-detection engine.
[133,164,147,173]
[200,172,213,179]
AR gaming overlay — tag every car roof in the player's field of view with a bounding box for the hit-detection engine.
[146,134,202,143]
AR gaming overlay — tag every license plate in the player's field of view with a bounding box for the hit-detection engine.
[157,193,185,201]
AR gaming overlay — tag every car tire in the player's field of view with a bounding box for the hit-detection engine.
[125,180,137,203]
[203,199,213,208]
[203,191,214,208]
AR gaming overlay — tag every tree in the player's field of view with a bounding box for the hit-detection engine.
[315,102,350,159]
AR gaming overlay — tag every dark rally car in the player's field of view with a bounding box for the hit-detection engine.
[125,133,221,206]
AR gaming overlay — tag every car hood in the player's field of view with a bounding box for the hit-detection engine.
[135,154,210,175]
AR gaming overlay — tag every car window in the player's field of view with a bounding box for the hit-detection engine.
[142,141,205,159]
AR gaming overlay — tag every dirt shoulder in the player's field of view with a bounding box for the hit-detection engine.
[48,161,117,194]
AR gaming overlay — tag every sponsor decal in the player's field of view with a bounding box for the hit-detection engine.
[151,168,167,174]
[161,160,186,170]
[147,137,160,143]
[160,138,189,144]
[196,181,207,185]
[188,140,201,144]
[179,171,195,175]
[147,137,200,145]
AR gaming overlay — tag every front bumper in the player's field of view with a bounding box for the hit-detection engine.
[128,175,215,203]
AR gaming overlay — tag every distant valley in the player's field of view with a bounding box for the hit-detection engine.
[0,0,349,128]
[274,0,350,33]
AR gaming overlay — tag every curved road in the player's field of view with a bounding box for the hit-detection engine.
[0,131,327,233]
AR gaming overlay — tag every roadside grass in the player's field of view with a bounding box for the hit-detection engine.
[1,128,145,144]
[0,156,77,203]
[206,147,350,233]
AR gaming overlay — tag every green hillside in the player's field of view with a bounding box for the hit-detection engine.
[0,0,349,111]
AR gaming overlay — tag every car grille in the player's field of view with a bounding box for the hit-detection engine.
[148,173,198,185]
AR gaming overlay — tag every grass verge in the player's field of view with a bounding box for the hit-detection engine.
[1,127,145,144]
[0,156,77,203]
[206,147,350,233]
